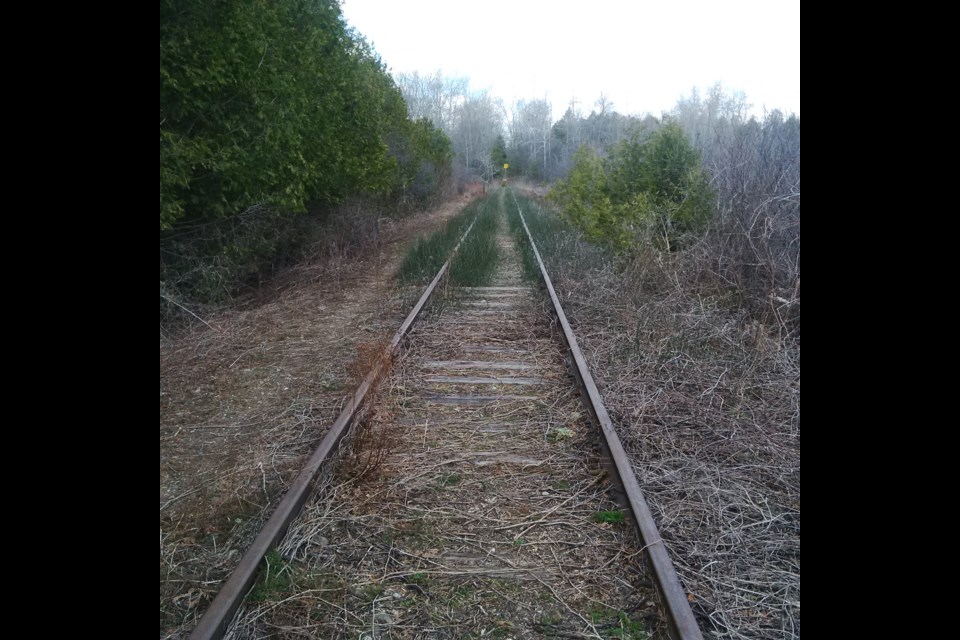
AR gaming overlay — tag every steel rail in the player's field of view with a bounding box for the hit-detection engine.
[190,218,478,640]
[514,197,704,640]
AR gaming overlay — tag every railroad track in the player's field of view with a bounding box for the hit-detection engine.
[190,189,702,640]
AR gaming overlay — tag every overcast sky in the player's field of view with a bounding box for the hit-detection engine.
[341,0,799,121]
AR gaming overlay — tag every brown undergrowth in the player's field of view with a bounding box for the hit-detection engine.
[343,338,400,483]
[160,198,470,639]
[515,193,800,640]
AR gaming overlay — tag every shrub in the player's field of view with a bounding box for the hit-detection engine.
[549,123,712,251]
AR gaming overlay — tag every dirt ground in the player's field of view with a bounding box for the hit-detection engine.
[160,197,471,638]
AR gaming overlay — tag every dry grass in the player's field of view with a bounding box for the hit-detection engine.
[225,363,656,639]
[159,199,469,639]
[342,338,400,483]
[525,203,800,639]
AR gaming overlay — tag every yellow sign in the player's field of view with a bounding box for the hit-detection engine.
[504,163,509,169]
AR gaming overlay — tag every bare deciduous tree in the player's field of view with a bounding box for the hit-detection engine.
[453,91,504,182]
[673,84,800,331]
[508,98,552,180]
[395,70,468,133]
[396,71,505,186]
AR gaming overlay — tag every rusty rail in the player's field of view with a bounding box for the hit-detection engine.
[190,218,477,640]
[514,196,704,640]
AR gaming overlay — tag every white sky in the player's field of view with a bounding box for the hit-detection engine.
[341,0,800,121]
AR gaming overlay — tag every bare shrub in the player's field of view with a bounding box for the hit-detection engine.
[675,92,801,337]
[160,198,393,332]
[340,339,398,483]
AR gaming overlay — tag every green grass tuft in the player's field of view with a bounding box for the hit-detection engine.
[592,510,625,524]
[248,549,293,602]
[438,473,462,487]
[589,607,649,639]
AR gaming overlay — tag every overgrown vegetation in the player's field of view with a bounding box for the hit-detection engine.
[507,191,571,282]
[549,123,713,250]
[397,199,481,284]
[544,86,799,332]
[513,176,799,638]
[448,196,500,286]
[248,549,293,603]
[515,91,801,631]
[160,0,452,315]
[159,201,382,319]
[674,88,801,327]
[397,194,500,286]
[590,608,648,640]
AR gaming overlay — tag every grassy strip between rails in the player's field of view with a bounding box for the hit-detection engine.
[448,195,500,286]
[507,188,591,282]
[398,193,500,287]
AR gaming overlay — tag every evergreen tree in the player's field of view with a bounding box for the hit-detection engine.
[549,123,712,251]
[160,0,450,230]
[490,135,508,174]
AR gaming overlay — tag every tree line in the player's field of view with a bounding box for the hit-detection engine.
[160,0,799,328]
[398,73,798,304]
[395,71,503,186]
[393,73,670,185]
[160,0,452,310]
